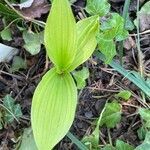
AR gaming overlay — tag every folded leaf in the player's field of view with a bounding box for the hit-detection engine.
[67,15,99,71]
[44,0,77,73]
[31,68,77,149]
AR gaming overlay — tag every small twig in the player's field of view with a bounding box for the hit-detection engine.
[129,29,150,36]
[44,54,50,72]
[127,115,138,131]
[0,70,25,80]
[100,132,107,145]
[107,128,112,146]
[136,0,144,77]
[88,87,119,93]
[15,85,27,100]
[122,103,139,108]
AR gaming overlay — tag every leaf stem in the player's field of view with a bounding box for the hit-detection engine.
[136,0,143,77]
[107,128,112,146]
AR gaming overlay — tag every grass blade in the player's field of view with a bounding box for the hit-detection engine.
[95,51,150,97]
[67,132,88,150]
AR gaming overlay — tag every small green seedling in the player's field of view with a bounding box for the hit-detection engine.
[31,0,99,149]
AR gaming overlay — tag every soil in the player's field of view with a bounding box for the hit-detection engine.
[0,0,150,150]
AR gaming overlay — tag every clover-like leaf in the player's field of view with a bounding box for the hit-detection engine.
[100,13,128,41]
[135,132,150,150]
[115,90,132,101]
[67,15,99,71]
[44,0,77,73]
[3,94,22,123]
[86,0,110,17]
[100,101,121,128]
[116,140,134,150]
[97,35,116,64]
[139,108,150,128]
[31,68,77,149]
[72,67,89,89]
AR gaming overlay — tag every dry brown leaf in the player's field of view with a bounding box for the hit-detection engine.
[124,37,136,50]
[15,0,50,19]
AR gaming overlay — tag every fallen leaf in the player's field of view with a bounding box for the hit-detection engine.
[15,0,50,19]
[124,37,136,50]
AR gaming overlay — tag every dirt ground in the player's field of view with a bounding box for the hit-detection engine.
[0,0,150,149]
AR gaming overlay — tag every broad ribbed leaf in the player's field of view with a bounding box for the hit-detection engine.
[44,0,76,73]
[67,16,99,71]
[31,68,77,149]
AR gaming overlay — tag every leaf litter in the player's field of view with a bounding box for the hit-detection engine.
[0,0,150,149]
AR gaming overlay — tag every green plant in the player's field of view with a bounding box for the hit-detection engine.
[86,0,129,63]
[31,0,99,149]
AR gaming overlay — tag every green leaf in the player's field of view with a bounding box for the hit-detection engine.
[11,56,27,72]
[31,68,77,149]
[0,28,12,41]
[116,140,134,150]
[134,0,150,27]
[115,90,132,101]
[98,13,128,63]
[82,101,107,150]
[135,132,150,150]
[115,28,128,41]
[23,31,43,55]
[19,127,38,150]
[72,67,89,89]
[138,1,150,14]
[0,3,18,18]
[134,1,150,30]
[67,132,88,150]
[44,0,77,73]
[125,14,135,31]
[86,0,110,17]
[146,78,150,87]
[98,36,116,64]
[137,126,147,140]
[139,108,150,128]
[100,101,121,128]
[102,145,115,150]
[3,94,22,123]
[82,126,99,150]
[67,16,99,71]
[100,13,128,41]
